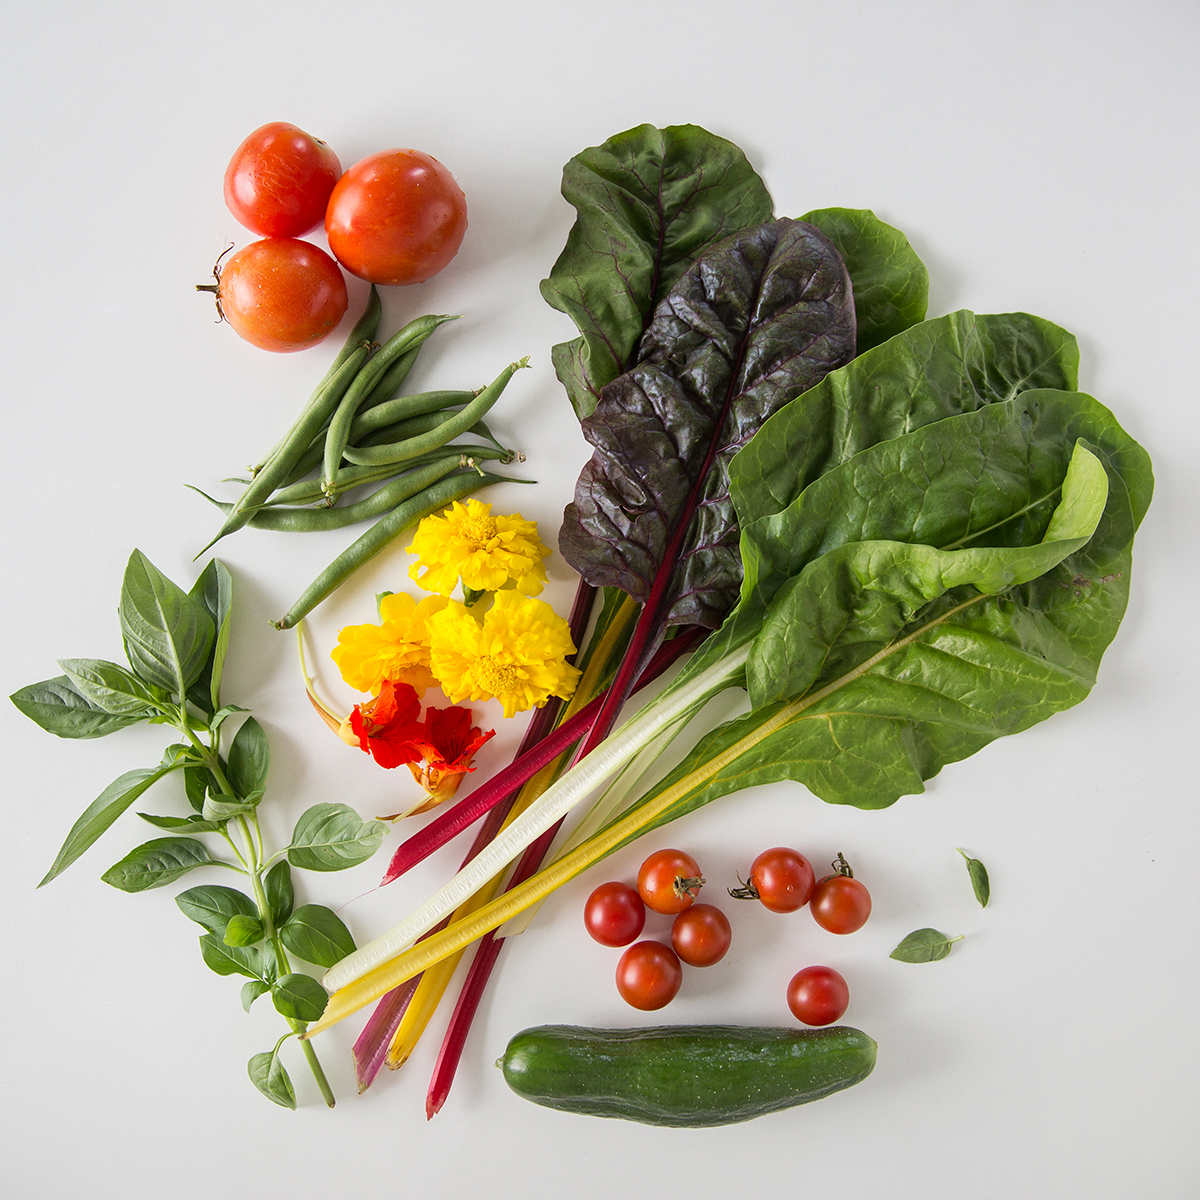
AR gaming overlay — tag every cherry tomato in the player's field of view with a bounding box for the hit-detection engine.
[787,965,849,1026]
[810,855,872,934]
[223,122,341,238]
[637,849,705,915]
[671,903,732,967]
[583,882,645,948]
[325,149,468,286]
[733,846,815,913]
[203,239,347,353]
[615,941,682,1011]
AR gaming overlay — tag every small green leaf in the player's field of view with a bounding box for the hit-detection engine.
[957,848,990,907]
[224,914,265,947]
[248,1049,296,1109]
[189,559,233,714]
[264,861,294,927]
[271,973,329,1022]
[11,675,146,740]
[280,905,356,968]
[138,812,224,833]
[57,658,162,717]
[183,766,210,813]
[176,885,257,936]
[202,793,257,822]
[199,935,271,980]
[241,980,270,1012]
[287,803,385,872]
[101,837,212,893]
[227,716,270,798]
[890,928,963,963]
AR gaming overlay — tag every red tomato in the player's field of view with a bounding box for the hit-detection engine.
[735,847,815,913]
[671,903,731,967]
[615,941,682,1011]
[637,848,705,915]
[583,882,645,948]
[203,239,347,353]
[810,857,872,934]
[787,965,849,1026]
[223,122,341,238]
[325,149,468,285]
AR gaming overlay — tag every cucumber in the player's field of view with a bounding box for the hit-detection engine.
[499,1024,876,1127]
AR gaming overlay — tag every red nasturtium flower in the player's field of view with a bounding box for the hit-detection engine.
[402,704,496,815]
[348,679,426,769]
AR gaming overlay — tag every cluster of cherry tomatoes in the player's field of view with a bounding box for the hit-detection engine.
[204,121,468,353]
[583,845,871,1026]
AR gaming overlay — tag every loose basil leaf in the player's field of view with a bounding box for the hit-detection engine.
[801,207,929,354]
[264,860,294,927]
[118,550,214,699]
[176,884,258,937]
[227,716,269,799]
[11,675,146,740]
[39,761,183,886]
[224,914,265,947]
[287,803,385,872]
[101,837,212,892]
[56,658,161,718]
[280,904,356,968]
[958,848,990,907]
[248,1049,296,1110]
[188,559,233,715]
[542,123,774,420]
[890,928,963,963]
[241,980,270,1012]
[199,935,272,980]
[560,218,856,631]
[271,973,329,1022]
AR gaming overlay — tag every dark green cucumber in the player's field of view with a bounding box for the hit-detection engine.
[499,1024,876,1127]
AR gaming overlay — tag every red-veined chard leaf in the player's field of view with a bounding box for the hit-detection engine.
[541,123,774,420]
[559,217,857,632]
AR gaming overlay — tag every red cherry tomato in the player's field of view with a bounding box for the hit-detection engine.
[810,855,872,934]
[787,965,849,1026]
[615,941,682,1011]
[325,149,468,285]
[583,882,645,948]
[203,239,347,353]
[733,846,815,913]
[223,122,341,238]
[637,849,705,915]
[671,904,732,967]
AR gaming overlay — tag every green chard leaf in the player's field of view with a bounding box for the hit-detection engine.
[287,804,385,872]
[891,928,963,963]
[56,658,162,718]
[176,884,258,937]
[280,905,356,968]
[541,123,774,420]
[11,675,147,740]
[187,559,233,715]
[101,837,212,893]
[264,860,294,927]
[958,848,990,907]
[248,1048,296,1109]
[226,716,270,798]
[118,550,214,699]
[271,973,329,1022]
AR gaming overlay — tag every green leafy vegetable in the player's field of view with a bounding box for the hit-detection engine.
[890,928,963,962]
[101,837,213,892]
[11,675,147,740]
[224,914,267,947]
[271,973,330,1022]
[958,848,990,907]
[248,1046,296,1110]
[288,804,386,871]
[56,658,161,717]
[176,884,259,937]
[280,905,356,968]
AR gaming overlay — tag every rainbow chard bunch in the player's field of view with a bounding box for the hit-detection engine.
[11,552,386,1109]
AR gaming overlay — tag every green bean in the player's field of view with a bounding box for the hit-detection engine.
[357,345,420,412]
[321,314,459,500]
[350,389,475,440]
[272,471,519,630]
[341,358,528,468]
[354,409,464,449]
[248,286,381,476]
[196,345,370,555]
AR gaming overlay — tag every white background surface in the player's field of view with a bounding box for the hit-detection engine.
[1,2,1196,1197]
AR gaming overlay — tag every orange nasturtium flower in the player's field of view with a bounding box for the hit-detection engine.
[331,592,448,696]
[428,590,581,720]
[407,499,550,598]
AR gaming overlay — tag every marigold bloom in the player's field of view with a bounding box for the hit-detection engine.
[407,499,550,598]
[428,590,581,720]
[331,593,448,696]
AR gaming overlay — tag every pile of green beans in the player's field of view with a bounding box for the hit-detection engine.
[192,286,531,626]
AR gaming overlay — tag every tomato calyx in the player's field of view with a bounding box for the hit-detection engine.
[195,244,236,323]
[672,873,706,903]
[829,851,855,878]
[727,873,760,902]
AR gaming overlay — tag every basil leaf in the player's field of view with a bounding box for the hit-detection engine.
[199,935,270,980]
[227,716,269,798]
[224,914,265,947]
[801,207,929,353]
[188,559,233,715]
[241,980,270,1012]
[183,765,210,813]
[542,123,773,420]
[176,884,257,937]
[39,762,182,885]
[248,1048,296,1110]
[56,658,161,717]
[287,803,385,872]
[202,794,258,822]
[958,848,990,907]
[118,550,214,698]
[890,928,963,963]
[264,860,294,927]
[11,675,145,740]
[560,217,856,631]
[138,813,224,833]
[271,973,329,1022]
[280,904,356,968]
[101,837,212,893]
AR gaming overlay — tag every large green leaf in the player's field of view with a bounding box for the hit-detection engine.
[286,803,385,872]
[248,1048,296,1109]
[11,675,147,740]
[227,716,270,798]
[176,884,258,937]
[56,659,161,718]
[541,123,773,420]
[280,904,356,968]
[101,837,212,893]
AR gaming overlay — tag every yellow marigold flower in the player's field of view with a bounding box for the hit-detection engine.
[331,593,449,696]
[407,499,550,598]
[428,590,581,720]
